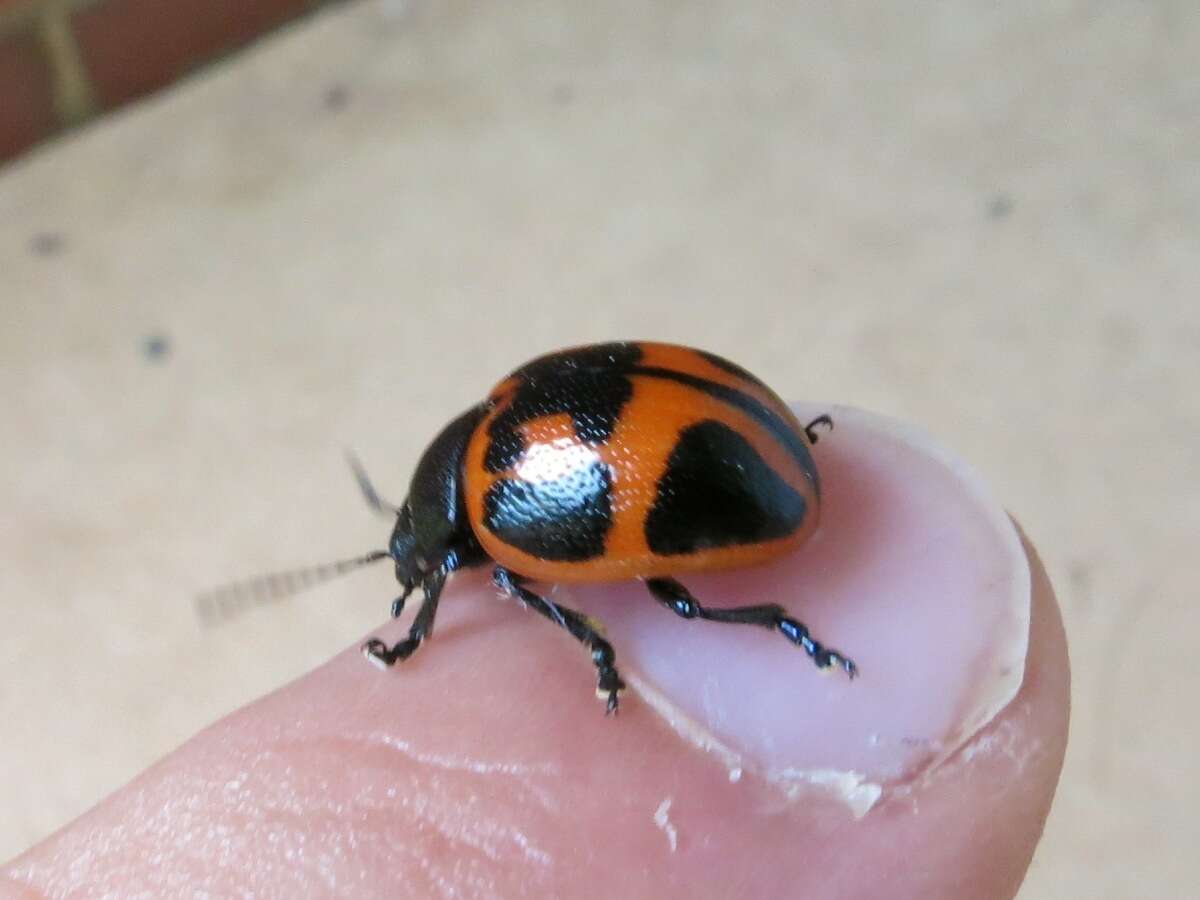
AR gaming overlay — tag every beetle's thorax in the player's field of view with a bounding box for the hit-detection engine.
[391,404,491,582]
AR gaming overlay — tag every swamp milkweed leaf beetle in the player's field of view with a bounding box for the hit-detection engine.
[198,341,857,714]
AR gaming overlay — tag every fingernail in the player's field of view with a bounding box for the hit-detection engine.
[565,405,1030,816]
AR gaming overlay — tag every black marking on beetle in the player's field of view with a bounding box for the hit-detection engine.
[511,342,644,381]
[483,459,613,561]
[695,349,769,389]
[630,365,820,495]
[484,415,526,473]
[409,404,488,554]
[485,362,636,473]
[646,420,807,555]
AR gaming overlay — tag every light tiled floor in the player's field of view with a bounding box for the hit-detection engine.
[2,2,1196,895]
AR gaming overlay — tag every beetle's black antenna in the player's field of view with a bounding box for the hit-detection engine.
[195,550,392,626]
[346,450,402,518]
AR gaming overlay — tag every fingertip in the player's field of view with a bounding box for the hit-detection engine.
[574,405,1033,809]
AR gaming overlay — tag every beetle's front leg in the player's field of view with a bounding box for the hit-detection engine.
[362,567,449,667]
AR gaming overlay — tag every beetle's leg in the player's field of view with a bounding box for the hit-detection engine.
[362,566,450,667]
[389,579,417,618]
[804,413,834,444]
[493,566,626,714]
[645,577,857,678]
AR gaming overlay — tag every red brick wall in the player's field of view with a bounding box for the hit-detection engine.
[0,0,325,165]
[0,26,57,160]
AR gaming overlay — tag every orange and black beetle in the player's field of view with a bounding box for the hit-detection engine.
[339,341,857,713]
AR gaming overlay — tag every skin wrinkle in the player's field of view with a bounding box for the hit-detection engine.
[273,736,558,884]
[7,740,553,898]
[292,736,558,866]
[264,769,525,897]
[359,732,561,779]
[240,658,567,896]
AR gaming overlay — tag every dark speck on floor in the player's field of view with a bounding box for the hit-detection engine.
[324,84,350,112]
[142,334,171,363]
[551,83,575,105]
[987,194,1013,219]
[29,232,66,256]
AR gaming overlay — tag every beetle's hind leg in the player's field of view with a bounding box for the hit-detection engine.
[645,577,857,678]
[493,566,626,714]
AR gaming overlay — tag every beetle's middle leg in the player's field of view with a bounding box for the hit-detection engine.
[493,566,626,713]
[645,576,857,678]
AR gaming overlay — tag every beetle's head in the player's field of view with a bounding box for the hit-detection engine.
[387,502,426,590]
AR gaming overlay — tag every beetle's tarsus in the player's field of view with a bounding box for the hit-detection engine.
[598,665,626,714]
[362,633,425,666]
[812,647,858,679]
[361,638,394,668]
[804,413,834,444]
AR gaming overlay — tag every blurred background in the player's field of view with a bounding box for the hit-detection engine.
[2,1,1196,896]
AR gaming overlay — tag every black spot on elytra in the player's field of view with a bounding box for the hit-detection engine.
[484,346,640,473]
[630,365,820,495]
[484,418,527,473]
[484,460,613,561]
[646,419,807,556]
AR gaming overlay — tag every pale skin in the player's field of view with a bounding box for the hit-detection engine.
[1,535,1067,900]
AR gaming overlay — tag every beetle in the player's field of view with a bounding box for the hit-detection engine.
[202,341,856,713]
